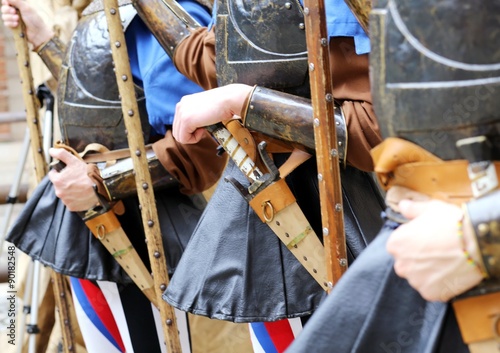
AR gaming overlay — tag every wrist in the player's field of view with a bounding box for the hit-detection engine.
[461,206,489,279]
[32,31,55,52]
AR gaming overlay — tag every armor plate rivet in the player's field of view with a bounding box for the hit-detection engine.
[321,38,328,46]
[309,63,315,71]
[335,203,343,212]
[304,7,309,15]
[299,23,305,30]
[115,41,121,48]
[340,258,347,267]
[313,118,320,126]
[323,227,329,236]
[160,284,167,291]
[128,109,134,116]
[318,173,323,181]
[285,2,292,9]
[110,8,116,15]
[325,93,333,102]
[147,220,154,227]
[154,251,161,258]
[338,141,343,146]
[142,182,149,190]
[166,319,173,326]
[122,74,128,81]
[477,223,489,237]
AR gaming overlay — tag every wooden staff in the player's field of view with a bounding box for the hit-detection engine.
[10,16,76,353]
[102,1,182,351]
[302,0,347,289]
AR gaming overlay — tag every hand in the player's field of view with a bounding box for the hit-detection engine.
[1,0,53,49]
[48,148,99,212]
[386,199,484,302]
[173,83,253,144]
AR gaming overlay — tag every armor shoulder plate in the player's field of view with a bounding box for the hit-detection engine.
[216,0,310,96]
[57,4,150,152]
[371,0,500,160]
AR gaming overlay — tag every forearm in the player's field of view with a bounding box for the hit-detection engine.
[152,130,227,195]
[174,26,217,90]
[36,36,65,81]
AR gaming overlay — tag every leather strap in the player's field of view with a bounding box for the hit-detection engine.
[371,137,500,204]
[452,291,500,352]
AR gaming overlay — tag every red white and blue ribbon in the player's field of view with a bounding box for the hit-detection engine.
[249,318,303,353]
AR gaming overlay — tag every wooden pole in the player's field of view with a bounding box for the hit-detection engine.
[302,0,348,290]
[102,1,182,351]
[10,17,76,353]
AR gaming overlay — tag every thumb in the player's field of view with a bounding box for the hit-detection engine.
[398,199,430,220]
[49,148,78,166]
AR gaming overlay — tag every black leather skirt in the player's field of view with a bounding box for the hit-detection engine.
[6,175,205,283]
[163,156,386,322]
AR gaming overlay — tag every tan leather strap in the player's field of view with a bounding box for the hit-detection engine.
[278,148,312,178]
[53,141,153,164]
[452,292,500,351]
[371,137,500,204]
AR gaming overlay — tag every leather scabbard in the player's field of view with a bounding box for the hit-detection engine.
[85,210,157,307]
[249,178,328,290]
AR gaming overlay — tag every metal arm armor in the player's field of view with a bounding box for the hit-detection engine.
[132,0,202,58]
[36,36,66,81]
[99,149,179,201]
[243,86,347,164]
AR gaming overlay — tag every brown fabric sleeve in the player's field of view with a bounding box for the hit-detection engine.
[173,27,218,90]
[329,37,382,172]
[152,130,228,195]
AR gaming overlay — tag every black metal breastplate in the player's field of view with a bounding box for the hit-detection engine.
[57,4,150,152]
[371,0,500,160]
[215,0,310,97]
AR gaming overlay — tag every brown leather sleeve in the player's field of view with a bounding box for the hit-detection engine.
[330,37,382,172]
[87,163,108,199]
[173,26,217,90]
[152,130,228,195]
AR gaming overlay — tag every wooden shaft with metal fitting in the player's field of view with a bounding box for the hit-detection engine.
[102,1,182,351]
[10,17,76,353]
[302,0,348,290]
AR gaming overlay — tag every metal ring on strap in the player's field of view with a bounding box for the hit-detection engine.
[262,200,275,222]
[96,224,106,241]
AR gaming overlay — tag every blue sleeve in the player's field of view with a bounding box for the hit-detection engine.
[297,0,370,55]
[126,2,212,136]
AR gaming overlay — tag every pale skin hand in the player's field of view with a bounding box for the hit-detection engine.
[1,0,53,49]
[48,148,99,212]
[386,199,484,302]
[172,83,254,144]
